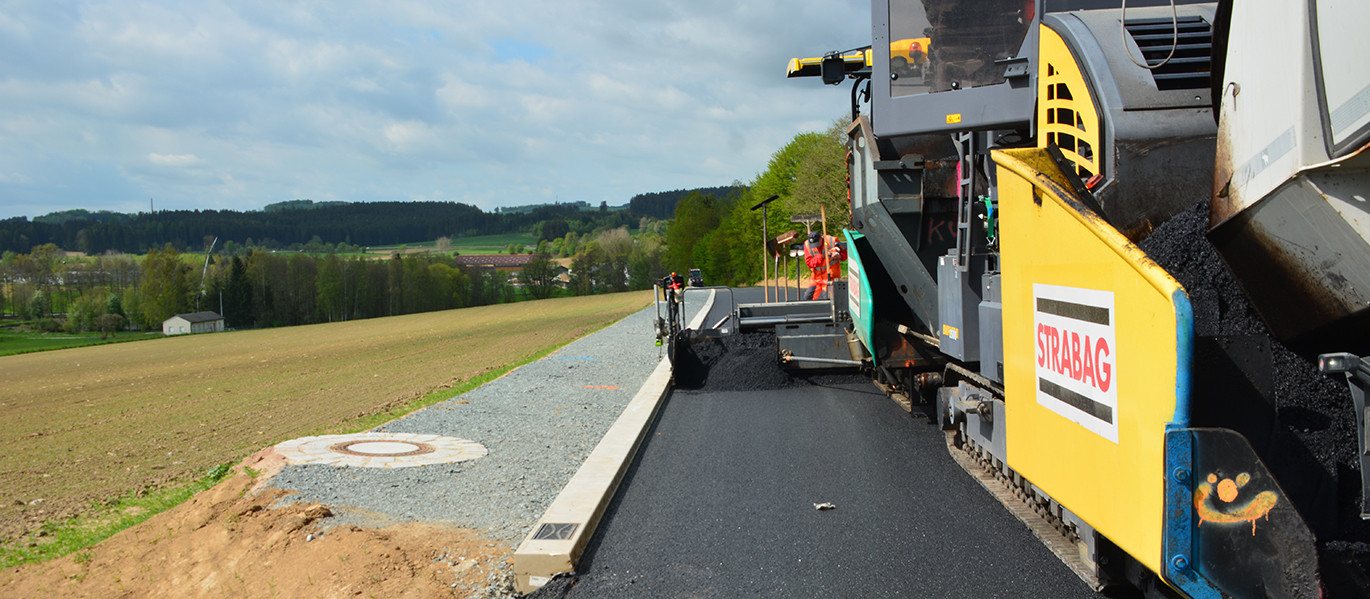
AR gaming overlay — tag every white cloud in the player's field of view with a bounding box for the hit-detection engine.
[381,120,438,154]
[0,0,870,220]
[148,153,203,167]
[435,74,493,112]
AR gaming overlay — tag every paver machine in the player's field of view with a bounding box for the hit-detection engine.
[788,0,1370,596]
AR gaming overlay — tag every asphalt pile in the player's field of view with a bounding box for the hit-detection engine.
[1141,202,1266,337]
[1141,201,1355,469]
[1140,200,1368,586]
[672,330,867,392]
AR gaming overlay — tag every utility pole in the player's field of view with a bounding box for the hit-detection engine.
[198,236,218,310]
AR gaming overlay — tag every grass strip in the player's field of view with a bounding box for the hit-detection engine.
[320,345,559,435]
[0,464,234,569]
[314,310,635,436]
[0,331,162,357]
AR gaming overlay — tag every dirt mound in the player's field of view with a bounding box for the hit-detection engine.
[672,330,867,392]
[1,464,516,598]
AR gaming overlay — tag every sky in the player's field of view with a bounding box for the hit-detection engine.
[0,1,871,220]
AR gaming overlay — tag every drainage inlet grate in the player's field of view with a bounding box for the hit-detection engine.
[532,523,579,541]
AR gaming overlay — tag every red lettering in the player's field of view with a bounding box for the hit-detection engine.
[1081,335,1095,388]
[1096,337,1112,392]
[1070,332,1082,381]
[1058,328,1070,376]
[927,219,952,243]
[1049,326,1060,373]
[1037,324,1046,367]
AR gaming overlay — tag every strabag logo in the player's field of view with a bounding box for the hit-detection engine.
[1033,284,1118,443]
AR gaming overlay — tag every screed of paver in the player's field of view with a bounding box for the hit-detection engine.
[274,432,487,468]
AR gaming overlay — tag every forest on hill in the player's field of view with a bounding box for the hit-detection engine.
[627,186,744,219]
[0,200,643,256]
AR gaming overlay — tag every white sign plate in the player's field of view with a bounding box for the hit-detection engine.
[1033,283,1118,443]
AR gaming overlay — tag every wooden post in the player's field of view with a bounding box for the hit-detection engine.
[761,204,769,302]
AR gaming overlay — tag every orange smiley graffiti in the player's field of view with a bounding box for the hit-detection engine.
[1193,472,1278,535]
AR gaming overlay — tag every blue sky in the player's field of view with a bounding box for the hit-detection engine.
[0,1,870,220]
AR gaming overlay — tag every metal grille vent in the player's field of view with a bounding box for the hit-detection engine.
[1042,63,1099,180]
[532,523,578,541]
[1123,16,1212,91]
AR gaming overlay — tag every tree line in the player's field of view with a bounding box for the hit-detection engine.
[628,186,745,220]
[0,222,670,334]
[660,120,849,286]
[0,199,646,256]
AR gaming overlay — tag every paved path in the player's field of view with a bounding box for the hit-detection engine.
[561,383,1104,598]
[554,289,1108,598]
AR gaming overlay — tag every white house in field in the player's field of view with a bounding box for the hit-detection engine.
[162,311,225,336]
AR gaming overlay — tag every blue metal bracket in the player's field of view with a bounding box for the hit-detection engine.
[1163,426,1222,599]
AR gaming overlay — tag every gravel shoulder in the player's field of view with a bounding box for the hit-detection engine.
[267,295,705,545]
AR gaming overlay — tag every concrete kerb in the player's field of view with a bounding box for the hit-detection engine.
[512,289,716,594]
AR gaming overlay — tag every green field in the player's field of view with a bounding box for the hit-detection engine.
[153,232,542,262]
[0,329,162,357]
[450,232,538,252]
[365,232,539,255]
[0,291,651,564]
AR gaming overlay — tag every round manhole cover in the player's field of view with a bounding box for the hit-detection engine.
[275,433,487,468]
[329,440,435,457]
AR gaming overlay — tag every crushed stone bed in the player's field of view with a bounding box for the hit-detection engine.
[267,296,705,544]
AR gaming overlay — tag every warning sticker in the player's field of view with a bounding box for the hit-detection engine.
[1033,284,1118,443]
[847,255,862,323]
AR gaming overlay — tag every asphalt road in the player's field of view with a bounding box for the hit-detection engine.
[544,288,1106,598]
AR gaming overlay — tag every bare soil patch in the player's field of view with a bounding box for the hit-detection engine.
[1,465,513,598]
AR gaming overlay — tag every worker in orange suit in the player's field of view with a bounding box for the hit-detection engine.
[802,230,846,300]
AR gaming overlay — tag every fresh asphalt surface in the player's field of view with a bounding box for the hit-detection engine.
[550,288,1103,598]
